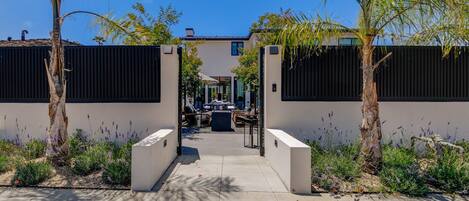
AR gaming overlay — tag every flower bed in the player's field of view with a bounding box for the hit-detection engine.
[309,140,469,196]
[0,129,136,189]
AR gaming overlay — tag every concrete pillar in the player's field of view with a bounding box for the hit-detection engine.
[263,46,282,131]
[159,45,179,130]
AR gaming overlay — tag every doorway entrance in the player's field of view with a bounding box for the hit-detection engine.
[154,46,286,198]
[177,48,266,157]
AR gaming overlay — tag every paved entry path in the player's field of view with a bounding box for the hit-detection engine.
[154,155,288,200]
[153,131,289,200]
[181,131,259,156]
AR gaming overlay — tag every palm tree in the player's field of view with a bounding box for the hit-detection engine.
[46,0,136,165]
[278,0,468,174]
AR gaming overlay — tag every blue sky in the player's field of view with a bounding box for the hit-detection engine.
[0,0,360,45]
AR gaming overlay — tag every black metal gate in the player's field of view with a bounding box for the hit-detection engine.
[177,47,183,156]
[258,47,265,156]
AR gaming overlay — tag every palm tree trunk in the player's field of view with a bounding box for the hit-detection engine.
[46,0,68,165]
[359,37,382,174]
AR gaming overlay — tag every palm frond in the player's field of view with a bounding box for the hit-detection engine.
[62,11,142,44]
[277,12,356,63]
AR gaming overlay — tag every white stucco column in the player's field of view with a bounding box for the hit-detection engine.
[264,45,282,129]
[205,85,209,104]
[159,45,180,129]
[231,76,235,103]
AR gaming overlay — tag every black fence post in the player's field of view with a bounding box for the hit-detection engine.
[177,46,183,156]
[259,47,265,157]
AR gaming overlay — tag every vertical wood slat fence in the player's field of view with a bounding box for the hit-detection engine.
[282,46,469,101]
[0,46,161,103]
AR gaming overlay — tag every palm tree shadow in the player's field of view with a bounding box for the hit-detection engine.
[159,174,241,200]
[151,152,241,200]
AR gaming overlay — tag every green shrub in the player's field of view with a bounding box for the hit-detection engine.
[24,139,46,159]
[328,154,360,180]
[309,142,360,190]
[427,149,469,192]
[71,154,95,175]
[0,155,10,173]
[115,140,136,160]
[336,143,360,158]
[382,146,416,167]
[379,146,428,196]
[68,129,89,158]
[102,159,131,185]
[0,140,22,157]
[380,165,428,196]
[455,140,469,161]
[11,161,52,186]
[71,144,111,175]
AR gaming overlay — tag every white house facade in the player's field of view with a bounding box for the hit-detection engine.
[181,28,260,109]
[180,28,360,109]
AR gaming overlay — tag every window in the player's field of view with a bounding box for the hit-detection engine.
[338,38,360,46]
[231,42,244,56]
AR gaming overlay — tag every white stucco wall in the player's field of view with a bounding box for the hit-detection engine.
[0,45,179,143]
[265,129,311,194]
[193,40,244,77]
[264,45,469,146]
[132,129,177,191]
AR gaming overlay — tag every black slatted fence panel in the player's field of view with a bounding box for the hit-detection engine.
[282,46,469,101]
[0,46,161,103]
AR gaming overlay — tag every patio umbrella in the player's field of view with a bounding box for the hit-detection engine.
[198,72,219,85]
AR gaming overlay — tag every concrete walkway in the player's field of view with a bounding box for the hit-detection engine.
[181,132,259,156]
[152,131,288,200]
[154,155,288,200]
[0,187,465,201]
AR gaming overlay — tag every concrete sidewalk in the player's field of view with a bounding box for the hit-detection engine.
[0,187,465,201]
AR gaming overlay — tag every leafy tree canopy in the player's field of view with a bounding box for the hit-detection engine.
[96,3,182,45]
[231,48,259,91]
[250,9,293,46]
[182,42,203,98]
[96,3,202,99]
[231,9,293,92]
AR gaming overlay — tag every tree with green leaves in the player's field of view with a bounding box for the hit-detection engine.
[231,10,291,108]
[278,0,468,174]
[250,9,292,46]
[96,3,181,45]
[96,3,202,106]
[182,42,203,105]
[46,0,134,165]
[232,48,259,94]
